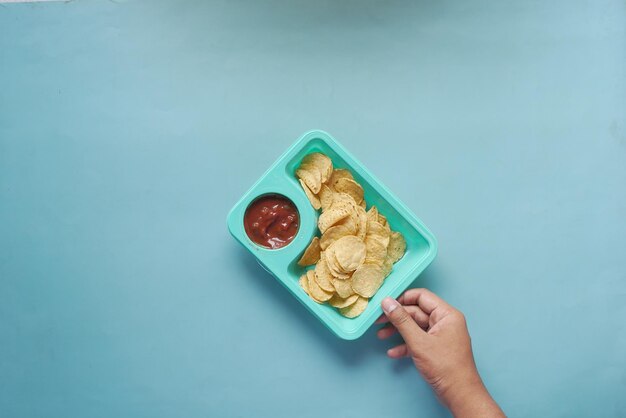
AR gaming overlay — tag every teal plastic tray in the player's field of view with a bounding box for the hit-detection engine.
[227,130,437,340]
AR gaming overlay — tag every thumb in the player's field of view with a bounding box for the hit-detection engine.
[381,297,427,350]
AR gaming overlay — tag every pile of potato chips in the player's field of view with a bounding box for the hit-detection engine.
[295,153,406,318]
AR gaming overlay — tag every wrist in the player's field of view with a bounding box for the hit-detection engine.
[439,370,484,408]
[440,371,503,418]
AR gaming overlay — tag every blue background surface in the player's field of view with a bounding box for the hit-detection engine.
[1,1,625,417]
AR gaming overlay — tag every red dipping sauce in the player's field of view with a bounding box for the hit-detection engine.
[244,194,299,249]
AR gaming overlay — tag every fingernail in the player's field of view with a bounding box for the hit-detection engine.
[381,297,399,314]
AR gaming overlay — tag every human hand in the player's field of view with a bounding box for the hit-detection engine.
[377,289,505,418]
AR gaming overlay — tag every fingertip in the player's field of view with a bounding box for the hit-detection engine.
[387,344,408,358]
[381,297,400,314]
[386,348,403,359]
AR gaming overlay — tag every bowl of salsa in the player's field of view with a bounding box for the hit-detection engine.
[243,194,299,249]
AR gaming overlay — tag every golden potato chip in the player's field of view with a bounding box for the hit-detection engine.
[387,231,406,263]
[314,253,335,292]
[318,205,350,233]
[318,184,334,211]
[366,206,378,223]
[331,201,358,229]
[328,168,353,190]
[367,211,391,231]
[298,236,321,266]
[334,178,364,204]
[319,224,351,250]
[339,296,368,318]
[334,195,359,223]
[366,221,391,248]
[336,213,357,235]
[332,277,354,298]
[355,206,368,241]
[378,213,388,226]
[324,246,352,279]
[307,270,333,302]
[360,200,366,209]
[381,256,394,277]
[331,192,357,207]
[330,235,366,273]
[299,273,310,295]
[299,179,321,210]
[328,294,359,308]
[366,234,390,252]
[351,264,384,298]
[296,166,322,194]
[302,153,333,184]
[364,238,387,266]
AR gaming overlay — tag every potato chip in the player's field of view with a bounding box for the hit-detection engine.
[328,294,359,308]
[355,206,368,241]
[366,206,378,223]
[339,296,368,318]
[336,213,357,235]
[387,231,406,263]
[330,199,358,229]
[328,168,353,190]
[314,253,335,292]
[307,270,333,302]
[318,184,334,211]
[299,179,321,210]
[381,256,394,278]
[359,200,366,209]
[351,264,384,298]
[299,274,310,295]
[298,236,321,266]
[296,165,322,194]
[330,235,366,273]
[319,224,350,250]
[364,238,387,266]
[302,153,333,184]
[332,277,354,298]
[334,178,364,204]
[324,246,352,279]
[331,192,358,207]
[318,205,351,233]
[366,221,391,248]
[378,213,388,226]
[366,235,390,253]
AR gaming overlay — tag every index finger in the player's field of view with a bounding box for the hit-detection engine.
[398,288,452,314]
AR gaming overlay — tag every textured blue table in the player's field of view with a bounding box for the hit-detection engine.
[1,1,625,417]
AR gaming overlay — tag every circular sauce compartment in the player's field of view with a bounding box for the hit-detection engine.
[243,193,300,250]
